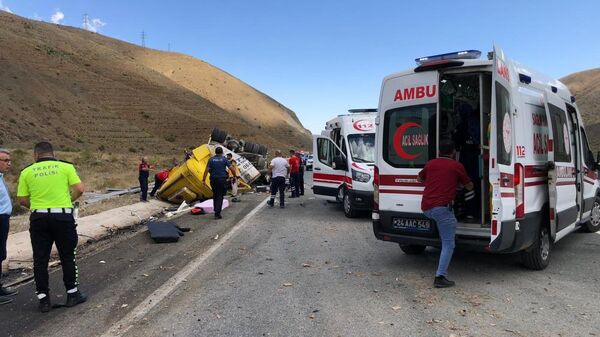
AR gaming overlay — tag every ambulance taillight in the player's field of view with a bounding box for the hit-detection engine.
[514,163,525,219]
[373,165,379,211]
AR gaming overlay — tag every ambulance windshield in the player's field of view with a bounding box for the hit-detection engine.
[348,133,375,163]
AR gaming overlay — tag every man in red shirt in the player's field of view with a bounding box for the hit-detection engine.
[418,139,473,288]
[288,150,301,198]
[150,169,170,197]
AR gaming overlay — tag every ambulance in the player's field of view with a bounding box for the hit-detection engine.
[312,109,377,217]
[372,46,600,269]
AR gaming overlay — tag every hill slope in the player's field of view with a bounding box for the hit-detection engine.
[0,12,311,154]
[562,68,600,152]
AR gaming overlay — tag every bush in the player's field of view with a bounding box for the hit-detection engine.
[129,147,137,153]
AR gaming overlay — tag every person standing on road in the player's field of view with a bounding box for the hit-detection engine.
[17,142,87,312]
[267,150,289,208]
[202,147,234,219]
[288,150,300,198]
[296,152,305,196]
[0,149,18,305]
[149,168,170,198]
[418,139,473,288]
[138,157,150,202]
[226,153,241,202]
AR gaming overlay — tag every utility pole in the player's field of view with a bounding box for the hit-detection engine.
[141,31,146,48]
[168,43,171,52]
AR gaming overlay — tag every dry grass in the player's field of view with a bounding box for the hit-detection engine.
[0,11,311,156]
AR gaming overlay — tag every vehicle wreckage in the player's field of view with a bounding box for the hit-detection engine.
[156,128,269,204]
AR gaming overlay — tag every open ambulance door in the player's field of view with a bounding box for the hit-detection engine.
[489,45,516,247]
[542,91,558,240]
[543,91,579,241]
[312,134,346,201]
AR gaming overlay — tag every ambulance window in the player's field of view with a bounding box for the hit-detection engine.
[580,127,594,167]
[548,104,571,163]
[495,83,512,165]
[317,138,340,167]
[383,103,436,168]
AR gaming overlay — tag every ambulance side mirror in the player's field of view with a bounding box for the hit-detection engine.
[332,155,347,171]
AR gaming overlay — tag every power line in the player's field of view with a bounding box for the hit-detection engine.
[141,31,146,48]
[83,13,90,30]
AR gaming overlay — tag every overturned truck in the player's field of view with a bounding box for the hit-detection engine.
[156,128,269,204]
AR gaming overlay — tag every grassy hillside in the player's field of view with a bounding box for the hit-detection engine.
[561,68,600,152]
[0,11,311,155]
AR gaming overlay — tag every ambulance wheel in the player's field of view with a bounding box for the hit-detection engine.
[583,197,600,233]
[521,225,551,270]
[343,191,358,218]
[211,128,227,143]
[399,244,426,255]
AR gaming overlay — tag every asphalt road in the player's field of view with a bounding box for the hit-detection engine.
[3,172,600,337]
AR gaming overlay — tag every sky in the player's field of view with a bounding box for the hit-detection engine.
[1,0,599,134]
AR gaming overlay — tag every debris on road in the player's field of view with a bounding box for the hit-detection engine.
[282,283,293,287]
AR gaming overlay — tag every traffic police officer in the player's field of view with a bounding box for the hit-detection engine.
[17,142,87,312]
[202,147,234,219]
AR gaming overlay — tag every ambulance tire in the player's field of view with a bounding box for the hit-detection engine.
[582,197,600,233]
[521,225,551,270]
[399,244,426,255]
[211,128,228,144]
[343,191,358,218]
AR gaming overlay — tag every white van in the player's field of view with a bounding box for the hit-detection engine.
[313,109,377,217]
[373,46,600,269]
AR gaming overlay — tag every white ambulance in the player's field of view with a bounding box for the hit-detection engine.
[373,46,600,269]
[313,109,377,217]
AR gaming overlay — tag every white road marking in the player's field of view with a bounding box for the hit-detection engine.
[100,197,269,337]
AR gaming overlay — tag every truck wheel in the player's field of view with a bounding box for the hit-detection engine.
[399,244,426,255]
[258,145,268,156]
[521,225,551,270]
[343,191,358,218]
[244,142,256,153]
[583,196,600,233]
[210,128,227,143]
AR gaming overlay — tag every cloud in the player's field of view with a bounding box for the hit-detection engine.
[0,0,12,13]
[82,17,106,33]
[51,10,65,24]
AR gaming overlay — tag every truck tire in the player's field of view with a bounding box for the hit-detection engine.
[258,145,268,156]
[243,142,253,153]
[399,244,426,255]
[343,190,358,218]
[583,196,600,233]
[210,128,227,143]
[521,225,551,270]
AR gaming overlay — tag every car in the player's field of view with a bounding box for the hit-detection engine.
[305,155,313,171]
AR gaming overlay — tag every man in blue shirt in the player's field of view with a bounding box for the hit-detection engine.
[0,148,18,305]
[202,147,233,219]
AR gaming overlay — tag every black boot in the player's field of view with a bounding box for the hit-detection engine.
[434,276,455,288]
[39,295,51,313]
[65,290,87,307]
[0,295,13,305]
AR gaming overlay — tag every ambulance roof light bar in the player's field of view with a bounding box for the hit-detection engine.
[348,108,377,113]
[415,50,481,65]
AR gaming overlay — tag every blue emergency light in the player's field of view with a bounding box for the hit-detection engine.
[415,50,481,65]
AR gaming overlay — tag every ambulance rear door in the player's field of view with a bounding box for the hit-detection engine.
[312,134,346,201]
[377,70,438,222]
[489,45,516,247]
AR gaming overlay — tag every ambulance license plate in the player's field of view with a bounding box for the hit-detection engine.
[392,218,431,232]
